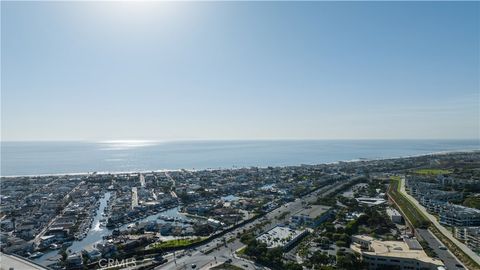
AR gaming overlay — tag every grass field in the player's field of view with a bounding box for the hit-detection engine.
[414,169,452,175]
[388,176,430,228]
[236,247,246,256]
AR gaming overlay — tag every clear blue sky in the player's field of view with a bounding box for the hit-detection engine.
[1,1,479,141]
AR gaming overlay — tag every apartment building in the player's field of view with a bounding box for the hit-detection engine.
[455,227,480,254]
[439,205,480,227]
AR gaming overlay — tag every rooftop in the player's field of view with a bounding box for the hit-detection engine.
[294,205,331,219]
[386,207,401,216]
[356,197,386,206]
[256,226,306,249]
[0,252,48,270]
[443,204,480,215]
[351,235,444,266]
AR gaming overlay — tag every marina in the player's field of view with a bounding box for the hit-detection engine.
[33,191,188,267]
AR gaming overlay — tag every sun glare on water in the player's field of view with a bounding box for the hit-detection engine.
[99,140,160,150]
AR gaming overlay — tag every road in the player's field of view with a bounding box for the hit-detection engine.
[165,172,178,198]
[132,187,139,208]
[417,229,465,270]
[399,177,480,265]
[155,178,357,270]
[33,180,85,246]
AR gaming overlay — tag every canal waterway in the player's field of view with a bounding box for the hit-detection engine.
[34,192,187,266]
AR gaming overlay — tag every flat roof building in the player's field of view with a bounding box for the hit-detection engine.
[386,207,403,224]
[351,235,445,270]
[291,205,332,227]
[0,252,48,270]
[256,226,307,250]
[356,197,386,206]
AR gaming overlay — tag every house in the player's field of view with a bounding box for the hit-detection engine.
[66,253,83,269]
[83,247,102,262]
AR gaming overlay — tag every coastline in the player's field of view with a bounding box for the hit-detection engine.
[2,148,478,178]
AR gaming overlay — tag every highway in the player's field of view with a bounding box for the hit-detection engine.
[399,177,480,266]
[155,178,357,270]
[416,229,465,270]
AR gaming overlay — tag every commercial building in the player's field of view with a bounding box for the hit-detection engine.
[386,207,403,224]
[291,205,332,227]
[356,197,386,206]
[351,235,445,270]
[256,226,307,250]
[0,252,48,270]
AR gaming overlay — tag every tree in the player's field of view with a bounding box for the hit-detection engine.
[337,253,362,270]
[310,251,330,265]
[240,232,255,245]
[284,262,303,270]
[336,240,348,247]
[60,249,67,262]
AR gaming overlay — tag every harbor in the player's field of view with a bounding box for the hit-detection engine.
[33,191,188,267]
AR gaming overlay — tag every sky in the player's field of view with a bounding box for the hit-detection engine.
[1,1,479,141]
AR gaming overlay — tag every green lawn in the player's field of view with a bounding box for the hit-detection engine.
[236,247,246,256]
[414,169,452,175]
[388,177,430,228]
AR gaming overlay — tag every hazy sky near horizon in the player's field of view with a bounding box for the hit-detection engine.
[1,1,479,141]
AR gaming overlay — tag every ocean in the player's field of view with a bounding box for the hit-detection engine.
[1,140,479,177]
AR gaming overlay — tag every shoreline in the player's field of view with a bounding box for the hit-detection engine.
[1,149,479,178]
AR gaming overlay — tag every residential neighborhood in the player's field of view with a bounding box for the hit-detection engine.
[1,151,479,269]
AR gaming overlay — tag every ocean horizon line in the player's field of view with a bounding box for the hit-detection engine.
[2,148,479,178]
[2,138,479,143]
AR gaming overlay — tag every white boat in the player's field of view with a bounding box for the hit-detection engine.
[29,252,44,259]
